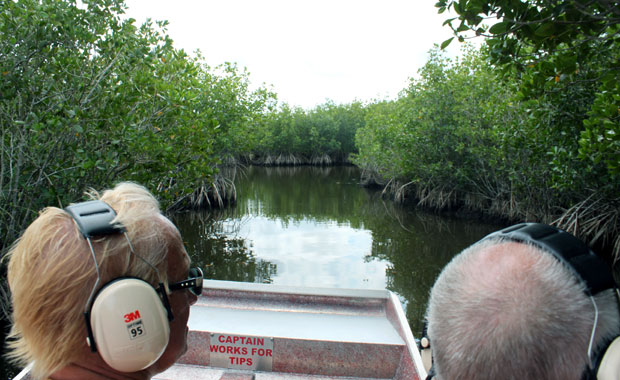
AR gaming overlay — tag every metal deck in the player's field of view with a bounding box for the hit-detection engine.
[155,280,426,380]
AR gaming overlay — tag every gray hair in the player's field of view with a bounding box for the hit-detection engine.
[426,238,620,380]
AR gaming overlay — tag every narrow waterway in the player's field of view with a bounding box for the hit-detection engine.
[172,166,505,336]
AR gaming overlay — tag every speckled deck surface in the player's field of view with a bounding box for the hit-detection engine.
[159,280,425,380]
[154,364,388,380]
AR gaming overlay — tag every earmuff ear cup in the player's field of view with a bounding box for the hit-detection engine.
[90,278,170,372]
[597,337,620,380]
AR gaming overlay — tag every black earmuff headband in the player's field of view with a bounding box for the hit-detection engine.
[481,223,617,296]
[64,200,125,238]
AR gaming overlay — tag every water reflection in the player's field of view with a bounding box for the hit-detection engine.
[232,216,382,289]
[175,211,277,283]
[171,166,505,335]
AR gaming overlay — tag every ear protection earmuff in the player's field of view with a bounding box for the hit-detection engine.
[423,223,620,380]
[484,223,620,380]
[65,200,173,372]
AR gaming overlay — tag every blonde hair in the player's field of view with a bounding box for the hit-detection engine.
[5,182,172,379]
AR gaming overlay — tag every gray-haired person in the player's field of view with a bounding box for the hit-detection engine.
[423,223,620,380]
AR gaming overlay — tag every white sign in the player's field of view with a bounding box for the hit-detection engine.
[210,333,273,371]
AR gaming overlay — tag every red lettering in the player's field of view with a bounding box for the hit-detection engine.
[249,348,272,357]
[210,345,221,353]
[228,357,253,366]
[213,334,271,367]
[123,310,141,323]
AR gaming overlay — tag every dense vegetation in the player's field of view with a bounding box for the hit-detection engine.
[436,0,620,254]
[0,0,618,375]
[1,0,618,294]
[248,102,366,166]
[353,0,619,259]
[0,0,275,250]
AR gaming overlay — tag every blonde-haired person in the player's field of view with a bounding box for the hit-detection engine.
[5,182,199,379]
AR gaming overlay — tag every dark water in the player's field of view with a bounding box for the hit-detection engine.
[172,165,505,336]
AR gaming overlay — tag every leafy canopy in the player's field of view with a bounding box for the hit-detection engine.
[437,0,619,185]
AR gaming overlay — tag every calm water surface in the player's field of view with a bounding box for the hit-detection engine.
[172,166,505,335]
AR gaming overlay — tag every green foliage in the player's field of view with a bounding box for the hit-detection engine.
[430,0,619,256]
[436,0,620,188]
[400,46,511,191]
[352,100,404,179]
[580,77,620,182]
[2,0,616,260]
[0,0,272,250]
[353,46,519,212]
[250,101,366,163]
[200,62,277,160]
[353,40,616,255]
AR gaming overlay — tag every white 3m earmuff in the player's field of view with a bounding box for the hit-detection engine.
[65,200,174,372]
[597,335,620,380]
[90,278,170,372]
